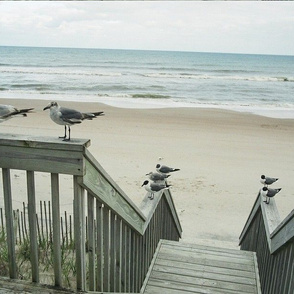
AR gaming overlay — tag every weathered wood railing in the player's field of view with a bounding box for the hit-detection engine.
[239,192,294,294]
[0,133,182,292]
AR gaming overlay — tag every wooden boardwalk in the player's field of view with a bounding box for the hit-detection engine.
[141,239,261,294]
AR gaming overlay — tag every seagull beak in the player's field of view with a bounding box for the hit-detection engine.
[43,105,50,111]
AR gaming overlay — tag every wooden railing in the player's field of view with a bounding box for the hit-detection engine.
[239,192,294,294]
[0,133,182,292]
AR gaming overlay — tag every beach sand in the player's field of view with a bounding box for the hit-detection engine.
[1,98,294,249]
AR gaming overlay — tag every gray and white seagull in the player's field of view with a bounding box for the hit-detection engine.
[260,187,282,204]
[141,180,171,200]
[43,101,104,141]
[156,163,180,174]
[260,175,278,187]
[0,104,34,123]
[146,172,170,182]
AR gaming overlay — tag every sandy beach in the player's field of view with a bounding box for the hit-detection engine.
[1,98,294,249]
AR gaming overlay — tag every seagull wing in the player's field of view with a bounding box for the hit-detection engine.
[59,107,83,124]
[158,165,172,173]
[150,182,166,192]
[265,177,278,185]
[0,105,16,118]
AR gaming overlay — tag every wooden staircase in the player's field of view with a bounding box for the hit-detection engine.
[141,239,261,294]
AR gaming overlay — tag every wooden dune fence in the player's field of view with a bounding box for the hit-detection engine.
[0,202,74,247]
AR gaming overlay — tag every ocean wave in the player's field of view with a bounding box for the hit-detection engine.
[143,72,294,82]
[0,67,122,77]
[10,83,51,90]
[131,94,170,99]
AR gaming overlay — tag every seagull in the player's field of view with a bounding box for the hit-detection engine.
[260,187,282,204]
[0,104,34,123]
[141,180,171,200]
[43,101,104,141]
[260,175,279,187]
[146,172,170,182]
[156,163,180,174]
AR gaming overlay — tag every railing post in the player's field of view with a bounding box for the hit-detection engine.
[96,200,103,292]
[26,170,39,283]
[87,191,95,291]
[73,176,86,291]
[103,206,110,291]
[51,173,62,287]
[2,168,17,279]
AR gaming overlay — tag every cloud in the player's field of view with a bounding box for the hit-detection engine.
[0,1,293,55]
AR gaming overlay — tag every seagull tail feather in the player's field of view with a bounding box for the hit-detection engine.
[83,111,105,120]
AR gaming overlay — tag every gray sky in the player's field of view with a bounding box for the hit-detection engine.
[0,1,294,55]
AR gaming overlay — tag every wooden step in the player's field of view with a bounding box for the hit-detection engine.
[141,239,261,294]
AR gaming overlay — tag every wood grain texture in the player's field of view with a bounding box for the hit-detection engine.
[142,240,260,294]
[81,159,145,234]
[0,134,89,175]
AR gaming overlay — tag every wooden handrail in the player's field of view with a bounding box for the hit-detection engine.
[239,192,294,293]
[0,134,182,292]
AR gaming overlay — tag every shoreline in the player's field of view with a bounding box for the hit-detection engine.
[1,94,294,120]
[1,97,294,248]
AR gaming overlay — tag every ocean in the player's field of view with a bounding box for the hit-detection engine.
[1,46,294,118]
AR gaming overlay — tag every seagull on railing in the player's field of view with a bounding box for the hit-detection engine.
[146,172,170,182]
[0,104,34,123]
[141,180,171,200]
[260,175,279,187]
[260,187,282,204]
[43,101,104,141]
[156,163,180,174]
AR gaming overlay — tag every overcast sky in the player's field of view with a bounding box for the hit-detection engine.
[0,1,294,56]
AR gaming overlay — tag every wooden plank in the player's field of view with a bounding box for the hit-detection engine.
[261,197,281,249]
[140,240,163,293]
[239,193,261,244]
[51,173,62,287]
[145,280,243,294]
[103,206,110,292]
[110,211,116,292]
[159,243,255,266]
[115,217,123,292]
[81,158,145,234]
[148,271,257,293]
[73,176,86,291]
[2,168,17,279]
[150,263,256,286]
[26,171,39,283]
[163,189,182,238]
[162,240,253,259]
[87,192,95,291]
[84,149,145,218]
[157,248,255,272]
[155,258,256,280]
[121,222,127,292]
[253,253,262,294]
[96,200,103,292]
[270,209,294,254]
[0,145,85,176]
[0,133,90,151]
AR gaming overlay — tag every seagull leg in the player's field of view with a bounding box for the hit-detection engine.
[59,126,67,139]
[63,126,71,141]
